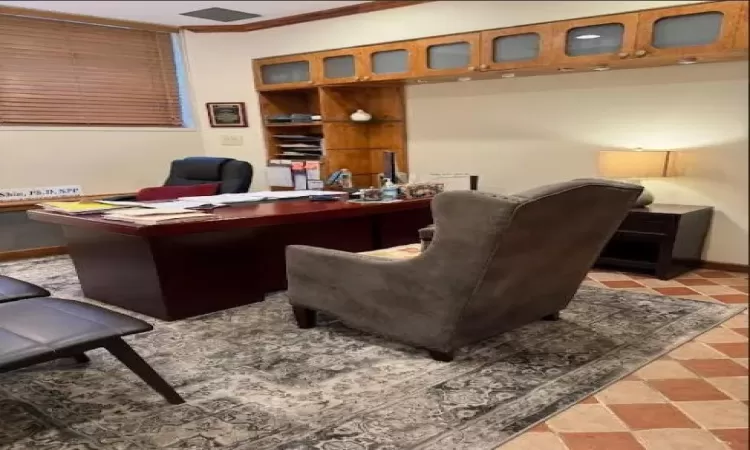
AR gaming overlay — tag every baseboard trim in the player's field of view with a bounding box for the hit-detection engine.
[699,260,750,274]
[0,246,68,262]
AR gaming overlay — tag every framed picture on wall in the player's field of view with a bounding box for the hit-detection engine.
[206,102,248,127]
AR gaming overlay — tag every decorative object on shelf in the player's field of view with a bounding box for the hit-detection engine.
[402,182,444,199]
[350,109,372,122]
[598,149,673,207]
[206,102,248,128]
[339,168,353,188]
[362,187,383,201]
[381,179,399,201]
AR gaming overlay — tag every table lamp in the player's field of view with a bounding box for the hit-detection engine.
[598,150,671,207]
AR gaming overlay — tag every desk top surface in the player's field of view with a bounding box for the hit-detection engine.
[27,197,432,237]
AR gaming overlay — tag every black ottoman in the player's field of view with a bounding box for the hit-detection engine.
[0,297,183,404]
[0,275,50,303]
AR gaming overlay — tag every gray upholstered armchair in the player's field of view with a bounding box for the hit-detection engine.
[286,179,642,361]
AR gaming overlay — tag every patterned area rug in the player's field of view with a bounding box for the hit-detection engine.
[0,253,745,450]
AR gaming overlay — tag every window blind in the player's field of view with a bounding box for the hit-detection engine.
[0,14,182,126]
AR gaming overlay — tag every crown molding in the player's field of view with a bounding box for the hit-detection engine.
[181,1,434,33]
[0,5,178,32]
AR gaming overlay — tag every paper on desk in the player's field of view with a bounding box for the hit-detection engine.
[250,190,346,200]
[99,200,225,209]
[267,165,294,188]
[178,193,266,203]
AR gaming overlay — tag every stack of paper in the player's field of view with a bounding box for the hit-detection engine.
[102,208,214,225]
[38,201,129,215]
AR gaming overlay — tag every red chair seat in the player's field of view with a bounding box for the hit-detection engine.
[135,183,219,201]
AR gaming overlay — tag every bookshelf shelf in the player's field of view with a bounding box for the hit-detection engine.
[258,85,407,189]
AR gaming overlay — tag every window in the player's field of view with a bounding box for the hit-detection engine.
[0,14,184,127]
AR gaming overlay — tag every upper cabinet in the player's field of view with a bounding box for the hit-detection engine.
[414,33,481,77]
[635,1,744,59]
[254,54,318,91]
[316,48,364,85]
[253,2,749,91]
[552,13,639,66]
[360,42,417,81]
[480,24,555,71]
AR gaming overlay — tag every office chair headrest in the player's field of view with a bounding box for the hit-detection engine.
[174,157,234,181]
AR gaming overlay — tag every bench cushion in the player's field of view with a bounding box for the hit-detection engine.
[0,275,50,303]
[0,298,152,368]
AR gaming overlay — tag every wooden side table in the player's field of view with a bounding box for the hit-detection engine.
[595,204,714,280]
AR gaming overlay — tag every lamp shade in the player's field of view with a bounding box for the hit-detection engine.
[598,150,671,179]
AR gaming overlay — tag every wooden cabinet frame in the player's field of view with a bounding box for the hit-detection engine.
[253,54,319,91]
[732,1,748,51]
[636,1,744,59]
[314,48,365,85]
[414,33,481,77]
[480,24,555,71]
[551,13,639,66]
[360,41,417,82]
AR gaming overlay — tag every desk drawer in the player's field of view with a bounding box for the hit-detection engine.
[620,213,676,233]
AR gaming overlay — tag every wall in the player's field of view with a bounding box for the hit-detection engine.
[407,62,748,264]
[184,0,702,178]
[0,129,203,194]
[183,0,747,264]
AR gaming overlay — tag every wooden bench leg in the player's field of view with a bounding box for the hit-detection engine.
[103,338,184,405]
[73,353,90,364]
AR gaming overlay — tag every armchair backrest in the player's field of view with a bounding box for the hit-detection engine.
[165,157,253,194]
[425,179,643,346]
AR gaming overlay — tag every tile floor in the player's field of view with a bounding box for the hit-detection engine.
[498,268,749,450]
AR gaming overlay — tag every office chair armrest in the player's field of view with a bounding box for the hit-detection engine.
[101,194,137,202]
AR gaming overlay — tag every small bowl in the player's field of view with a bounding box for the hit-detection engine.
[361,188,383,201]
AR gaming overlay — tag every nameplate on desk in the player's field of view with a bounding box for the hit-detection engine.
[0,185,82,202]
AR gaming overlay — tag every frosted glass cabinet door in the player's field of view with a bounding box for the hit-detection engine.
[481,24,554,71]
[317,49,362,84]
[552,13,638,65]
[254,56,315,90]
[361,42,416,81]
[416,34,480,76]
[635,2,743,58]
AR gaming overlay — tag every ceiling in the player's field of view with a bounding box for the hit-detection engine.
[0,1,370,26]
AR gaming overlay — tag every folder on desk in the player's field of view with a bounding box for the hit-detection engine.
[267,161,294,188]
[291,161,307,190]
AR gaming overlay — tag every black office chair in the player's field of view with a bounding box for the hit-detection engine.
[107,157,253,201]
[165,157,252,194]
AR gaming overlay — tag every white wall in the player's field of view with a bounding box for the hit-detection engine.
[407,62,748,264]
[0,129,203,194]
[183,0,747,264]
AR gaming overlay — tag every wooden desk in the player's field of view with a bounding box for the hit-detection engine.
[28,198,433,320]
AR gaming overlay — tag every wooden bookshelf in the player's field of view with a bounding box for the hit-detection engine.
[258,85,407,189]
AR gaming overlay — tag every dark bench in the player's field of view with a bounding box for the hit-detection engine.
[0,275,51,303]
[0,296,184,404]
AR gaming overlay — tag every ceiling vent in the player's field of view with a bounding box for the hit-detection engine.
[180,7,261,22]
